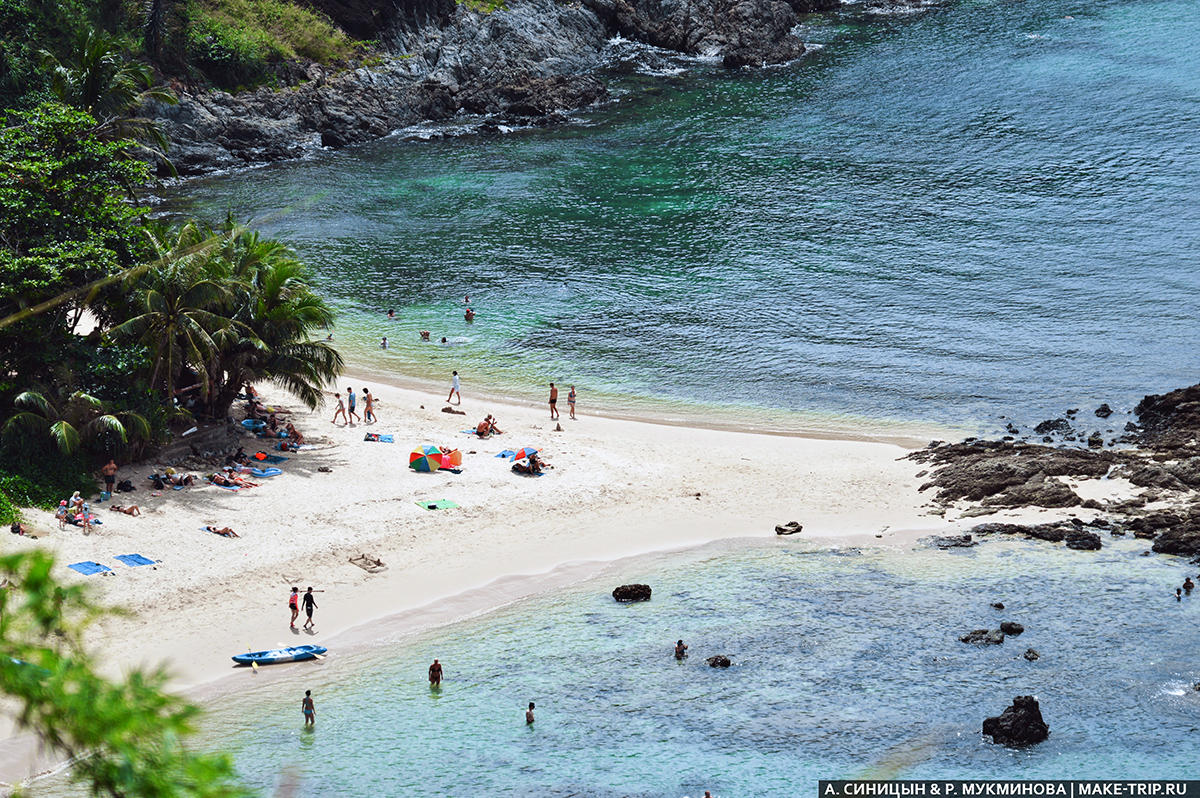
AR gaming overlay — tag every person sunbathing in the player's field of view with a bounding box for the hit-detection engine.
[267,414,279,431]
[285,422,305,443]
[475,418,491,438]
[168,473,194,486]
[205,525,240,538]
[512,454,545,476]
[109,505,141,516]
[209,472,238,487]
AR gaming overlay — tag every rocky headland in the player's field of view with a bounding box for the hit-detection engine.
[152,0,910,173]
[909,383,1200,560]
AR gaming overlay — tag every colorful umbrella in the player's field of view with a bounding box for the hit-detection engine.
[409,446,442,473]
[510,447,539,461]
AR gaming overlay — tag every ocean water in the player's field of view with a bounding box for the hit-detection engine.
[160,0,1200,433]
[185,537,1200,796]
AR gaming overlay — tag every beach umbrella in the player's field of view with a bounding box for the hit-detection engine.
[511,446,539,461]
[409,446,441,473]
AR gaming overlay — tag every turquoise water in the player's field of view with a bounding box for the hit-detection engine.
[192,538,1200,795]
[161,0,1200,432]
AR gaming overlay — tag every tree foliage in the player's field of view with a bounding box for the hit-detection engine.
[0,550,249,796]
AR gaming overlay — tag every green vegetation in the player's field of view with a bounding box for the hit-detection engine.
[459,0,507,12]
[0,549,249,795]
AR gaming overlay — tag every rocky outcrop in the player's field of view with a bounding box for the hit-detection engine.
[612,583,652,602]
[982,695,1049,746]
[1135,384,1200,456]
[706,654,731,667]
[156,0,850,173]
[960,629,1004,645]
[1064,529,1101,550]
[908,441,1112,505]
[1151,518,1200,556]
[999,621,1024,636]
[922,534,977,549]
[1095,403,1113,418]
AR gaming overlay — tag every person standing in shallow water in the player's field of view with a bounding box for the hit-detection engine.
[302,690,315,727]
[428,658,443,687]
[525,702,535,725]
[674,639,688,660]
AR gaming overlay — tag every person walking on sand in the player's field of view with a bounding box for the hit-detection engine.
[448,371,461,404]
[100,458,118,498]
[363,388,376,423]
[302,586,318,629]
[525,702,535,725]
[548,383,559,420]
[331,393,346,425]
[347,387,360,424]
[302,690,315,727]
[289,586,300,629]
[429,658,443,687]
[568,385,577,420]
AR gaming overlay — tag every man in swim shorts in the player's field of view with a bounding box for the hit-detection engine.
[302,690,315,727]
[429,658,443,687]
[302,586,318,629]
[347,387,360,423]
[548,383,558,420]
[100,459,118,497]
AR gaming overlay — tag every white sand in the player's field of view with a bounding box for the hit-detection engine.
[0,374,980,784]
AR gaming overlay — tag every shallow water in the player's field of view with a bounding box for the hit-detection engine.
[182,537,1200,796]
[162,0,1200,433]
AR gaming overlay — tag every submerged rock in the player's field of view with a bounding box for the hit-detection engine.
[612,584,652,602]
[999,621,1024,636]
[991,602,1005,610]
[922,534,977,549]
[1151,520,1200,556]
[983,695,1049,746]
[1095,403,1114,418]
[706,655,731,668]
[959,629,1005,645]
[1023,648,1040,661]
[1064,529,1102,550]
[1034,418,1072,435]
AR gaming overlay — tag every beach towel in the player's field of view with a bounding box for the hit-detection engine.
[114,554,155,567]
[68,561,111,576]
[415,499,459,511]
[250,467,282,478]
[261,454,288,464]
[495,450,515,459]
[461,429,478,435]
[207,480,240,492]
[364,433,394,443]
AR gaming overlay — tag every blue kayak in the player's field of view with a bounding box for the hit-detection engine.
[232,645,327,666]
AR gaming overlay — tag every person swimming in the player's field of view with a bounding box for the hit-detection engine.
[674,640,688,660]
[464,308,475,322]
[387,308,395,320]
[1185,577,1195,593]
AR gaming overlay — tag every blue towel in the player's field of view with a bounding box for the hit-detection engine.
[364,434,394,443]
[208,480,239,491]
[496,450,515,458]
[68,561,111,575]
[462,429,478,435]
[114,554,155,567]
[262,455,288,464]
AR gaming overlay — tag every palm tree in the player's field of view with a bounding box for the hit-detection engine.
[111,223,243,405]
[207,228,343,415]
[39,28,177,167]
[2,391,150,456]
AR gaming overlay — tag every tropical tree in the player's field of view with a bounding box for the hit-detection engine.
[111,222,242,405]
[206,226,342,416]
[2,390,150,456]
[39,28,177,166]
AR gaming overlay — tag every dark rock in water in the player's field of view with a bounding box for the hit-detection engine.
[991,602,1005,610]
[983,695,1049,746]
[1035,418,1072,435]
[1005,423,1020,435]
[1095,403,1114,418]
[706,655,731,668]
[1064,529,1102,550]
[1125,421,1140,433]
[1066,408,1079,417]
[1087,431,1105,449]
[1081,498,1104,510]
[960,629,1005,645]
[1042,436,1054,443]
[999,621,1024,636]
[1129,511,1184,539]
[1023,648,1040,661]
[1151,520,1200,556]
[923,534,977,549]
[775,521,803,535]
[612,584,652,602]
[1088,517,1110,528]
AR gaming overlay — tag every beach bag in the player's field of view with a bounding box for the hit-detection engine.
[151,475,165,490]
[117,479,135,492]
[254,451,267,461]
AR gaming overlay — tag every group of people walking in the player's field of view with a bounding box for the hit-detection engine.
[331,386,378,425]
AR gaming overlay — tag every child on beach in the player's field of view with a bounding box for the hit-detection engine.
[331,393,347,425]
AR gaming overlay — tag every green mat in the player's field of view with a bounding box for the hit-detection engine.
[415,499,460,511]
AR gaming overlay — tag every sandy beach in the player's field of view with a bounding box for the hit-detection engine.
[0,373,1071,786]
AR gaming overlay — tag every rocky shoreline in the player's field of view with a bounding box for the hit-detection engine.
[910,383,1200,560]
[152,0,918,174]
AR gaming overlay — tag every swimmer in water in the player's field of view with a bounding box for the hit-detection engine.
[525,702,535,724]
[387,308,395,320]
[441,337,448,344]
[380,336,388,349]
[1185,577,1195,593]
[420,330,430,341]
[1176,588,1183,601]
[464,308,475,322]
[674,639,688,660]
